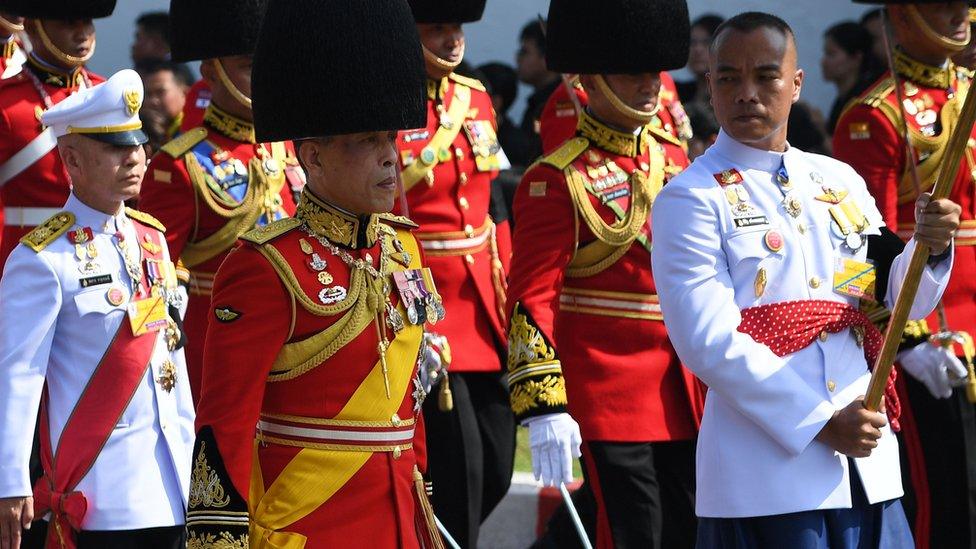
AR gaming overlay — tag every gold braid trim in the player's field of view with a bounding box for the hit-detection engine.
[182,149,287,267]
[861,298,931,346]
[186,531,248,549]
[510,375,568,417]
[256,244,363,316]
[506,305,567,418]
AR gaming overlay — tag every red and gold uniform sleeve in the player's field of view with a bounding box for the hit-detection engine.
[832,103,904,230]
[506,163,576,421]
[186,243,292,542]
[139,151,196,260]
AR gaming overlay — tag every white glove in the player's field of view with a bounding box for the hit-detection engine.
[898,343,968,399]
[523,413,582,487]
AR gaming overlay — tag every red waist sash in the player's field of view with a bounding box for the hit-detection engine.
[737,299,900,431]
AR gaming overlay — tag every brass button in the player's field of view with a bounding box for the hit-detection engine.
[393,446,402,459]
[827,380,836,392]
[797,223,806,234]
[464,224,475,238]
[809,276,821,289]
[639,161,650,171]
[819,331,828,342]
[391,413,402,426]
[465,254,475,264]
[459,173,468,185]
[459,196,470,210]
[455,147,464,159]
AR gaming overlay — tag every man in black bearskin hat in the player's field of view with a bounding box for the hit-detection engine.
[186,0,445,547]
[138,0,301,403]
[507,0,702,547]
[0,0,113,273]
[396,1,515,546]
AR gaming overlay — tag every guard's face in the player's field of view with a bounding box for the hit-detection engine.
[216,55,253,99]
[300,131,400,214]
[601,72,661,114]
[418,23,465,63]
[65,138,147,204]
[708,27,803,150]
[33,18,95,59]
[914,2,970,44]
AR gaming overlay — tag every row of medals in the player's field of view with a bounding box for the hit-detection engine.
[297,235,445,332]
[724,171,866,251]
[903,83,939,137]
[73,227,180,391]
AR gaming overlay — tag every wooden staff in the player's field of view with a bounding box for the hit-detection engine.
[865,85,976,411]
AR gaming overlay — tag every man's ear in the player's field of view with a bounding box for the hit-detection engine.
[297,140,323,178]
[792,68,804,104]
[199,59,216,87]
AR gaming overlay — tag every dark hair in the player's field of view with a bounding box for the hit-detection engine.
[825,21,872,57]
[136,11,170,44]
[712,11,794,53]
[477,62,518,113]
[692,13,725,38]
[135,59,196,88]
[520,19,546,55]
[859,8,882,26]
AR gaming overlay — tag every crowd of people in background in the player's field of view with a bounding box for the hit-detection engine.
[125,8,913,184]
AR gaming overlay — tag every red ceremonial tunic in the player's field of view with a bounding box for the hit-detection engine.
[0,56,103,270]
[538,72,693,170]
[394,72,510,373]
[139,103,298,400]
[186,191,440,549]
[506,111,701,441]
[833,54,976,339]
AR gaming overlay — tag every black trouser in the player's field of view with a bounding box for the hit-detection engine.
[533,440,697,549]
[423,371,516,548]
[898,375,976,548]
[23,522,185,549]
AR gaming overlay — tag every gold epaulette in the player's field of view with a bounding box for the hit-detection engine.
[160,127,208,158]
[859,77,896,109]
[241,217,302,245]
[19,211,74,252]
[646,124,682,148]
[377,213,419,230]
[125,208,166,232]
[449,72,487,92]
[540,137,589,170]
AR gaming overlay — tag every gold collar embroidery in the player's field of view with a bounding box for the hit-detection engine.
[26,55,83,88]
[426,77,450,101]
[296,191,379,249]
[894,48,953,89]
[204,103,256,144]
[576,110,643,157]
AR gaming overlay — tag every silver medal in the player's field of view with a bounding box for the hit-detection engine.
[845,232,863,250]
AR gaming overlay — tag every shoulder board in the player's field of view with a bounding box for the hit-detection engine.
[540,137,590,170]
[159,127,208,158]
[646,125,682,148]
[241,217,302,245]
[377,213,419,230]
[858,77,895,109]
[19,211,74,252]
[125,208,166,232]
[449,72,487,92]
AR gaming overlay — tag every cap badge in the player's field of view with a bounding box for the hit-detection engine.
[124,88,143,116]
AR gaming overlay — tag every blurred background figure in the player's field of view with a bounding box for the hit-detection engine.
[135,59,194,146]
[130,10,169,64]
[479,61,532,168]
[676,13,723,109]
[516,19,559,164]
[859,8,888,67]
[821,21,882,134]
[684,102,719,161]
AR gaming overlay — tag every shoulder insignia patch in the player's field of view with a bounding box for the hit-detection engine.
[241,217,302,245]
[377,213,419,230]
[528,181,548,197]
[860,77,895,109]
[19,211,75,252]
[540,137,590,170]
[646,124,682,148]
[125,208,166,232]
[449,72,487,92]
[713,168,743,186]
[160,127,208,158]
[848,122,871,140]
[214,307,242,323]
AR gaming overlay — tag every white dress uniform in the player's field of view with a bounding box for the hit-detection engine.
[651,131,952,519]
[0,69,194,533]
